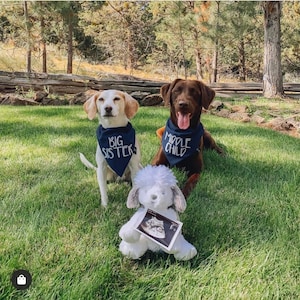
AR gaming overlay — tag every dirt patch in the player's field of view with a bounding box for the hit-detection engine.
[209,97,300,138]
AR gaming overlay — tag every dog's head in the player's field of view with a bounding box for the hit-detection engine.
[83,90,139,126]
[126,165,186,213]
[161,79,215,129]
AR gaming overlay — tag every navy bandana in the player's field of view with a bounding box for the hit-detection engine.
[162,118,204,166]
[96,123,136,177]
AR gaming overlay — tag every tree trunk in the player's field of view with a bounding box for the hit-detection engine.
[40,4,47,73]
[193,26,203,80]
[127,31,134,74]
[212,48,218,83]
[42,40,47,73]
[212,1,220,83]
[238,39,246,81]
[67,12,73,74]
[195,48,203,80]
[24,1,32,73]
[262,1,284,98]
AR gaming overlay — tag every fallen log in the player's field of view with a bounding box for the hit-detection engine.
[0,71,300,96]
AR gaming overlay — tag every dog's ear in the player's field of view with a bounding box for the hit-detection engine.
[126,187,140,208]
[124,92,139,119]
[172,186,186,213]
[160,83,171,99]
[197,81,215,109]
[161,79,182,107]
[83,93,99,120]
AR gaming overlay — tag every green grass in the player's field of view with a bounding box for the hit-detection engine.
[0,106,299,299]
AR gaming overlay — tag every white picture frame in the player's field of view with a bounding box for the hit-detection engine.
[135,209,183,251]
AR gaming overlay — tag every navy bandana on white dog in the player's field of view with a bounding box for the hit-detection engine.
[162,118,204,166]
[97,123,136,177]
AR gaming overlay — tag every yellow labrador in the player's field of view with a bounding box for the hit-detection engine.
[80,90,141,206]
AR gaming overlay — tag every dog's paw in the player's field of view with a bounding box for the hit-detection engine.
[100,196,108,207]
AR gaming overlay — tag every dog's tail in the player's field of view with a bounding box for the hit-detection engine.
[79,152,97,171]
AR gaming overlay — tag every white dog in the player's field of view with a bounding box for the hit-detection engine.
[80,90,141,207]
[119,165,197,260]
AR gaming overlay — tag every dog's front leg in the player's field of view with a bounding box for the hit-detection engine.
[129,142,142,182]
[96,163,108,207]
[152,146,169,166]
[182,173,200,198]
[95,146,109,206]
[203,130,224,155]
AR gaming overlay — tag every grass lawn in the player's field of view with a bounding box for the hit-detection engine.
[0,105,299,299]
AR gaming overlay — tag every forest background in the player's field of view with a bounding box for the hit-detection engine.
[0,1,299,85]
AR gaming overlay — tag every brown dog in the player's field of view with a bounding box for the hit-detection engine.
[152,79,223,198]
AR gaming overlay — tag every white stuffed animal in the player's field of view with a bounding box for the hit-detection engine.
[119,165,197,261]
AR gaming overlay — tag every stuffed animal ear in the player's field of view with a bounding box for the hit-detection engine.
[172,186,187,213]
[126,187,140,209]
[83,93,99,120]
[197,81,215,109]
[124,92,139,119]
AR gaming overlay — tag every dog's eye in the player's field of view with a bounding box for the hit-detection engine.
[173,88,181,95]
[114,97,121,101]
[99,97,104,102]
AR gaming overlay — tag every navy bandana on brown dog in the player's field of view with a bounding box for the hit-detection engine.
[97,123,136,177]
[162,118,204,167]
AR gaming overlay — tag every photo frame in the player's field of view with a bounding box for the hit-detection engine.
[135,209,182,251]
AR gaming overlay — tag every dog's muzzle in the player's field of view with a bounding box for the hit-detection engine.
[103,106,114,117]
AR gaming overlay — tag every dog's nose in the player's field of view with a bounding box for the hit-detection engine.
[105,106,112,113]
[179,101,188,109]
[151,194,157,200]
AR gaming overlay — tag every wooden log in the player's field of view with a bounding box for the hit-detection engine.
[283,83,300,91]
[0,71,300,96]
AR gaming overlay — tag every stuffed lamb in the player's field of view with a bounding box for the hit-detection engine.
[119,165,197,261]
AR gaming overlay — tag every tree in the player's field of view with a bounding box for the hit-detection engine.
[222,2,259,81]
[150,1,195,79]
[0,0,299,84]
[81,1,155,73]
[52,1,81,74]
[188,1,214,81]
[262,1,284,98]
[281,1,300,75]
[212,1,220,83]
[23,1,32,73]
[212,1,262,82]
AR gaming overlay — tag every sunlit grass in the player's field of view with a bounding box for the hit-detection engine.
[0,42,171,81]
[0,106,299,299]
